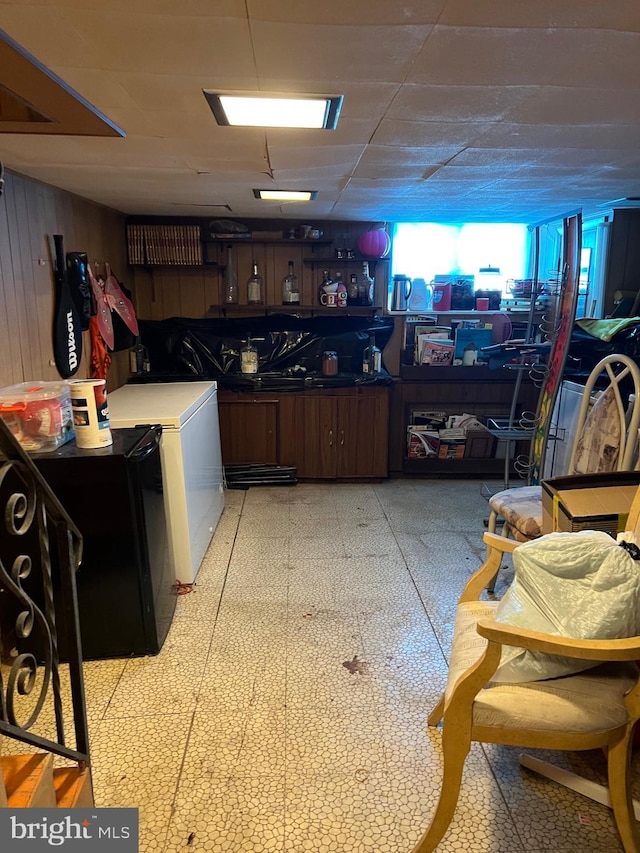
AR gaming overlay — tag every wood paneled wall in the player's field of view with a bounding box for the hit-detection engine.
[0,170,128,390]
[129,220,388,320]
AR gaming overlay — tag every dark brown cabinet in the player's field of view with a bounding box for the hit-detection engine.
[218,386,389,479]
[279,387,389,479]
[217,394,279,465]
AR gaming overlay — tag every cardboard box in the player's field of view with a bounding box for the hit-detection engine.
[541,472,640,536]
[0,381,74,453]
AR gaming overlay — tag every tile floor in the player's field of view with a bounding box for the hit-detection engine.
[3,479,640,851]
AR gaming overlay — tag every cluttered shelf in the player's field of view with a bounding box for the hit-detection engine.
[206,304,383,317]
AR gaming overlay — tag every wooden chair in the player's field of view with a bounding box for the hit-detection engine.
[486,353,640,591]
[411,504,640,853]
[488,353,640,542]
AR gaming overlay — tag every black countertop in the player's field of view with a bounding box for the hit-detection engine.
[128,371,393,392]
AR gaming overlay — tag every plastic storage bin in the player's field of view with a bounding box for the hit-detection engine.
[0,381,75,452]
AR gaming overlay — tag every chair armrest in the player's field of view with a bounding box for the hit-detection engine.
[459,534,523,602]
[482,532,521,554]
[476,619,640,662]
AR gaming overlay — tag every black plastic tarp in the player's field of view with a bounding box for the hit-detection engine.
[137,314,394,383]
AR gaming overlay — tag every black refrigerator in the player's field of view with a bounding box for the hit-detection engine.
[33,426,176,659]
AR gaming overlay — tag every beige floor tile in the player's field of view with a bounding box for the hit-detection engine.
[24,480,628,853]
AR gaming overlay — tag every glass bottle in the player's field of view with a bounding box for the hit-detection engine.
[347,273,360,306]
[318,269,333,305]
[240,335,258,374]
[362,334,381,374]
[358,262,374,306]
[282,260,300,304]
[129,337,148,374]
[247,261,264,305]
[223,244,238,304]
[334,272,347,308]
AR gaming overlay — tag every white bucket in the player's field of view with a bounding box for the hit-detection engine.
[69,379,113,448]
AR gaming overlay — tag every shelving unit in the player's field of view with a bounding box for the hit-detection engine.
[207,304,381,318]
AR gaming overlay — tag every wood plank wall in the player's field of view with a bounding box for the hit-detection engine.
[129,221,389,320]
[0,170,128,390]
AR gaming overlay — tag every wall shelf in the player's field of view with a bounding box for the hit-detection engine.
[207,304,382,318]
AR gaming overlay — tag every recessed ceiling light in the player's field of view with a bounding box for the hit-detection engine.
[253,189,318,201]
[203,91,343,130]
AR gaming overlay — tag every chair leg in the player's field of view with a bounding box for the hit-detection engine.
[427,693,445,727]
[607,733,640,853]
[410,727,470,853]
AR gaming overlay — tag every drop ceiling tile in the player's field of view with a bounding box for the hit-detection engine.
[251,21,432,83]
[58,0,246,14]
[505,86,640,125]
[388,84,532,123]
[372,119,493,148]
[536,148,640,168]
[440,0,640,31]
[357,145,462,167]
[477,122,640,150]
[268,144,364,171]
[249,0,446,26]
[57,9,256,76]
[267,117,380,147]
[352,163,433,181]
[450,148,546,167]
[0,7,97,68]
[408,26,590,86]
[546,31,640,89]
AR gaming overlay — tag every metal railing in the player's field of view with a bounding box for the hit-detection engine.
[0,418,90,771]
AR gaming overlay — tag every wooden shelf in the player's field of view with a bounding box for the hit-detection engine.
[207,304,382,317]
[399,364,513,382]
[204,238,333,246]
[403,457,515,476]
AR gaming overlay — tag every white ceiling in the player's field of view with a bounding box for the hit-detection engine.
[1,0,640,224]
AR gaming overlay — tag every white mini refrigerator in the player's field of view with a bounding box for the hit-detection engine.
[108,382,224,583]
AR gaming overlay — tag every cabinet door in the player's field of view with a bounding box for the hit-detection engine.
[294,396,338,478]
[337,389,389,478]
[217,399,279,464]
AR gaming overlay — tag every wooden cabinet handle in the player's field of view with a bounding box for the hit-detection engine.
[340,429,345,446]
[328,429,333,446]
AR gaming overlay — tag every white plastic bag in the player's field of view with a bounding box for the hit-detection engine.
[492,530,640,683]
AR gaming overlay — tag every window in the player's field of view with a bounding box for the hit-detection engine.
[391,223,530,298]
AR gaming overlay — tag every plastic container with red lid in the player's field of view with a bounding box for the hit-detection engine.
[0,381,75,452]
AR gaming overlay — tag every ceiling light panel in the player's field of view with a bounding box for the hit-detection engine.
[253,189,317,201]
[203,91,343,130]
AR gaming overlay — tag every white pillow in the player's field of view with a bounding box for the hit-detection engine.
[492,530,640,683]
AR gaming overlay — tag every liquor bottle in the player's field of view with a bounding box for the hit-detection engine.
[362,334,381,374]
[318,269,333,305]
[347,273,360,306]
[357,262,374,306]
[281,260,300,304]
[223,244,238,304]
[247,261,264,304]
[240,335,258,374]
[129,337,148,374]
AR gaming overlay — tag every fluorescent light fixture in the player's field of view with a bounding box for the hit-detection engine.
[253,189,317,202]
[203,91,343,130]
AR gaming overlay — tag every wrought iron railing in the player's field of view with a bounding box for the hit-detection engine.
[0,418,90,771]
